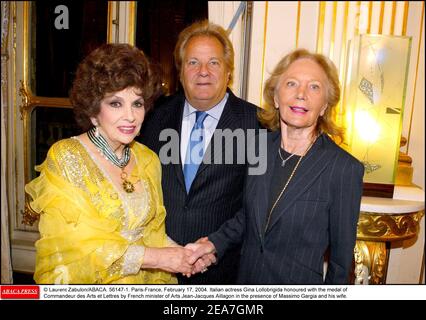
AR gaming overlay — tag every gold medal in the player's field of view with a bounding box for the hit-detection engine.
[121,171,135,193]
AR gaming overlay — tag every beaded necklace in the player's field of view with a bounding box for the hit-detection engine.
[87,127,135,193]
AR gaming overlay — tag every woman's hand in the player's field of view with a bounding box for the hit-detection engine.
[142,247,193,274]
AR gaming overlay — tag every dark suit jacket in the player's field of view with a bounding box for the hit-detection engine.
[209,131,364,284]
[139,89,260,284]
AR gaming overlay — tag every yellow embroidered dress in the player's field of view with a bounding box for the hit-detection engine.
[25,137,177,284]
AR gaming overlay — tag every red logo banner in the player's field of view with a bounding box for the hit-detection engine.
[1,285,40,299]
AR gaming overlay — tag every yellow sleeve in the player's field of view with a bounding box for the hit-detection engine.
[26,141,132,284]
[137,147,170,250]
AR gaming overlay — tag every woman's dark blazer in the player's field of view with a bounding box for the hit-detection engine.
[209,131,364,284]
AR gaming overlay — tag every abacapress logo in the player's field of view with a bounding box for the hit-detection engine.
[0,285,40,299]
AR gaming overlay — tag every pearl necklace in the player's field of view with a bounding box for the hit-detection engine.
[87,127,135,193]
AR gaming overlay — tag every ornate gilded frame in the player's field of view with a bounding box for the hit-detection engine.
[18,2,73,225]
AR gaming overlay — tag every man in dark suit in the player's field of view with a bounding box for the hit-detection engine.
[139,20,261,284]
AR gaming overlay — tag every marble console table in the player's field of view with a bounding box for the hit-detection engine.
[354,186,425,284]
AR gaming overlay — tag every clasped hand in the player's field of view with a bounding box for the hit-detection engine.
[152,237,216,277]
[183,237,217,277]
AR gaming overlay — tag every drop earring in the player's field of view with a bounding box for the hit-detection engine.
[94,126,100,137]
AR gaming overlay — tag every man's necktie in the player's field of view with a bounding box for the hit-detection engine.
[183,111,208,192]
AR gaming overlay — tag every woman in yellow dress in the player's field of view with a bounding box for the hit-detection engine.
[25,44,195,284]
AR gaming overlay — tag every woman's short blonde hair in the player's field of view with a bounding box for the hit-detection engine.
[174,19,234,86]
[258,49,344,142]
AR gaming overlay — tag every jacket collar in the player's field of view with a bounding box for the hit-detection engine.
[254,132,338,236]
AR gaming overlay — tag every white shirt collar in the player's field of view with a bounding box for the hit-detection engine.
[183,92,229,120]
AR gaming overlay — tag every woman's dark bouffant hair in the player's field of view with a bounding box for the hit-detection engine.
[70,43,162,131]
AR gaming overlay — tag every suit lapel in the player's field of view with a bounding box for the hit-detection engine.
[168,95,186,192]
[195,91,240,177]
[253,131,280,239]
[265,134,337,234]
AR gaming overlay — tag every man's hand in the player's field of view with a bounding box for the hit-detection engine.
[185,237,217,275]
